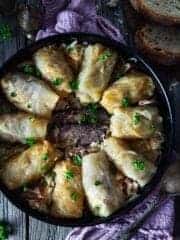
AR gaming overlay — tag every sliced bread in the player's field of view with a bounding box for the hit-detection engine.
[130,0,180,25]
[135,24,180,65]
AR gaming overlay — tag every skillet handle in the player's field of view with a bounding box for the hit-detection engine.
[160,81,180,196]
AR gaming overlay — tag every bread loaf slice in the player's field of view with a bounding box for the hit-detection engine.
[130,0,180,25]
[135,24,180,65]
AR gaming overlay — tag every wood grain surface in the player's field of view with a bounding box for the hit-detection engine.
[0,0,179,239]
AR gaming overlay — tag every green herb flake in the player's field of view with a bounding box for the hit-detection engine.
[25,137,36,147]
[66,46,75,53]
[133,159,145,171]
[27,103,32,109]
[10,92,17,97]
[29,116,35,122]
[98,50,112,62]
[52,78,63,86]
[64,170,74,180]
[41,152,49,161]
[73,155,82,166]
[0,24,12,41]
[80,114,97,124]
[22,64,41,78]
[121,97,130,108]
[87,103,98,114]
[70,191,79,201]
[0,222,9,240]
[132,112,141,125]
[94,180,102,186]
[69,79,79,90]
[80,103,98,124]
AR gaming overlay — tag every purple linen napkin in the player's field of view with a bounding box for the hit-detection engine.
[36,1,175,239]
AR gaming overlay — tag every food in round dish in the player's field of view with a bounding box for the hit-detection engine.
[0,41,164,218]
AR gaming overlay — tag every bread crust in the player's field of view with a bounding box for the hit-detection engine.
[130,0,180,26]
[135,25,180,66]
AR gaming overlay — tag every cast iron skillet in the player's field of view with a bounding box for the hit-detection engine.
[0,33,174,227]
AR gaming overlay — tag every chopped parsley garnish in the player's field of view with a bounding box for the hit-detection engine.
[0,24,12,41]
[66,46,75,53]
[64,170,74,180]
[22,64,41,78]
[27,103,32,109]
[80,103,98,124]
[10,92,17,97]
[121,97,130,108]
[70,191,79,201]
[87,103,98,114]
[25,137,36,147]
[66,41,77,53]
[41,152,49,161]
[73,155,82,166]
[98,50,112,62]
[52,78,63,86]
[133,159,145,171]
[94,180,102,186]
[80,114,97,124]
[69,79,79,90]
[29,116,35,122]
[132,112,141,125]
[0,222,10,240]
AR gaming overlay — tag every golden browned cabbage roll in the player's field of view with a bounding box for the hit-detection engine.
[63,41,85,72]
[34,45,74,93]
[82,151,125,217]
[101,71,155,113]
[1,140,59,190]
[1,73,59,118]
[76,44,118,103]
[51,160,84,218]
[110,106,162,139]
[0,113,48,143]
[102,137,156,187]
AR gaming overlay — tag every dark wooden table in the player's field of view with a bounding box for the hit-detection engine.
[0,0,180,239]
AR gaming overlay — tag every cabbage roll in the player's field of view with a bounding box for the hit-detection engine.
[34,46,74,93]
[76,44,118,103]
[51,160,84,218]
[0,113,48,143]
[1,73,59,118]
[64,41,85,72]
[102,137,156,187]
[1,140,59,190]
[82,151,125,217]
[101,71,155,113]
[110,106,162,139]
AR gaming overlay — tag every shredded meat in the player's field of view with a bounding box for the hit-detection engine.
[49,124,108,147]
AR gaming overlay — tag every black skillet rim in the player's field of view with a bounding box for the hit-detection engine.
[0,33,174,227]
